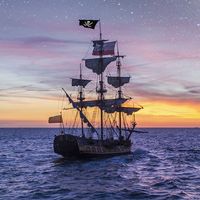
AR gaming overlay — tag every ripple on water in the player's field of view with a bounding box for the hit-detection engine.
[0,128,200,199]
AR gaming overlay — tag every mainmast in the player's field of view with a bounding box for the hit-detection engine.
[98,20,105,140]
[116,42,122,138]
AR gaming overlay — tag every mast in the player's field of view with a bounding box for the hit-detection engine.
[99,18,102,41]
[116,42,122,138]
[99,19,104,140]
[78,63,85,137]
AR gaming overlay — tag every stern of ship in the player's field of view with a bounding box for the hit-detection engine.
[54,134,80,157]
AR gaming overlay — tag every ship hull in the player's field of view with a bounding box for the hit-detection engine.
[54,134,131,158]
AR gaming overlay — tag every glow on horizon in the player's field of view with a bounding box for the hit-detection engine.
[0,0,200,127]
[1,97,199,128]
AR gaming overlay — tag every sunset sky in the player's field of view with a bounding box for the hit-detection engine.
[0,0,200,127]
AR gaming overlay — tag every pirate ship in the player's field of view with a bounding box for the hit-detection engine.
[49,19,143,158]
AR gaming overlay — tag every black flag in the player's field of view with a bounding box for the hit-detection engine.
[79,19,99,29]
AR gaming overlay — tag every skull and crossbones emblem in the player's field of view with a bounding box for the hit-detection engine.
[83,20,93,28]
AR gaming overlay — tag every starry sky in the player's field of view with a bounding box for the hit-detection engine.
[0,0,200,127]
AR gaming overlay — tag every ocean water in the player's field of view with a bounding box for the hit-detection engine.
[0,128,200,200]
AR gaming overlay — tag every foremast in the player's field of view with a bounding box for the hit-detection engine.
[78,64,85,137]
[62,87,98,136]
[70,64,92,136]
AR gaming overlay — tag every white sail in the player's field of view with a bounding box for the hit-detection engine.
[84,57,116,75]
[71,78,91,88]
[107,76,130,88]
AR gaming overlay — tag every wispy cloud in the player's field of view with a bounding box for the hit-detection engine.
[0,36,88,45]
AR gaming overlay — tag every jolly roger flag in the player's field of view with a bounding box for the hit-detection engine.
[79,19,99,29]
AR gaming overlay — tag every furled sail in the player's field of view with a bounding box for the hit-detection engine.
[48,115,63,123]
[107,76,130,88]
[71,78,91,88]
[92,41,116,56]
[84,57,116,75]
[73,98,128,109]
[104,107,141,115]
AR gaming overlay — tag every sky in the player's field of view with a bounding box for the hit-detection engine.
[0,0,200,127]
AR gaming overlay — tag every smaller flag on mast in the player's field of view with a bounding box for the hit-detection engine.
[79,19,99,29]
[93,41,116,55]
[48,115,63,124]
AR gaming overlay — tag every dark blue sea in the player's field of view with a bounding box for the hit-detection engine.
[0,128,200,200]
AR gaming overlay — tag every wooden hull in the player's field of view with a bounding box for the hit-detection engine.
[54,134,131,158]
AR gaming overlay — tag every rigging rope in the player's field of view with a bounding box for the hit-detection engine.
[72,110,78,129]
[91,107,97,126]
[108,114,119,137]
[122,113,127,129]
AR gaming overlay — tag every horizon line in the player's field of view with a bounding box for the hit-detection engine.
[0,127,199,129]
